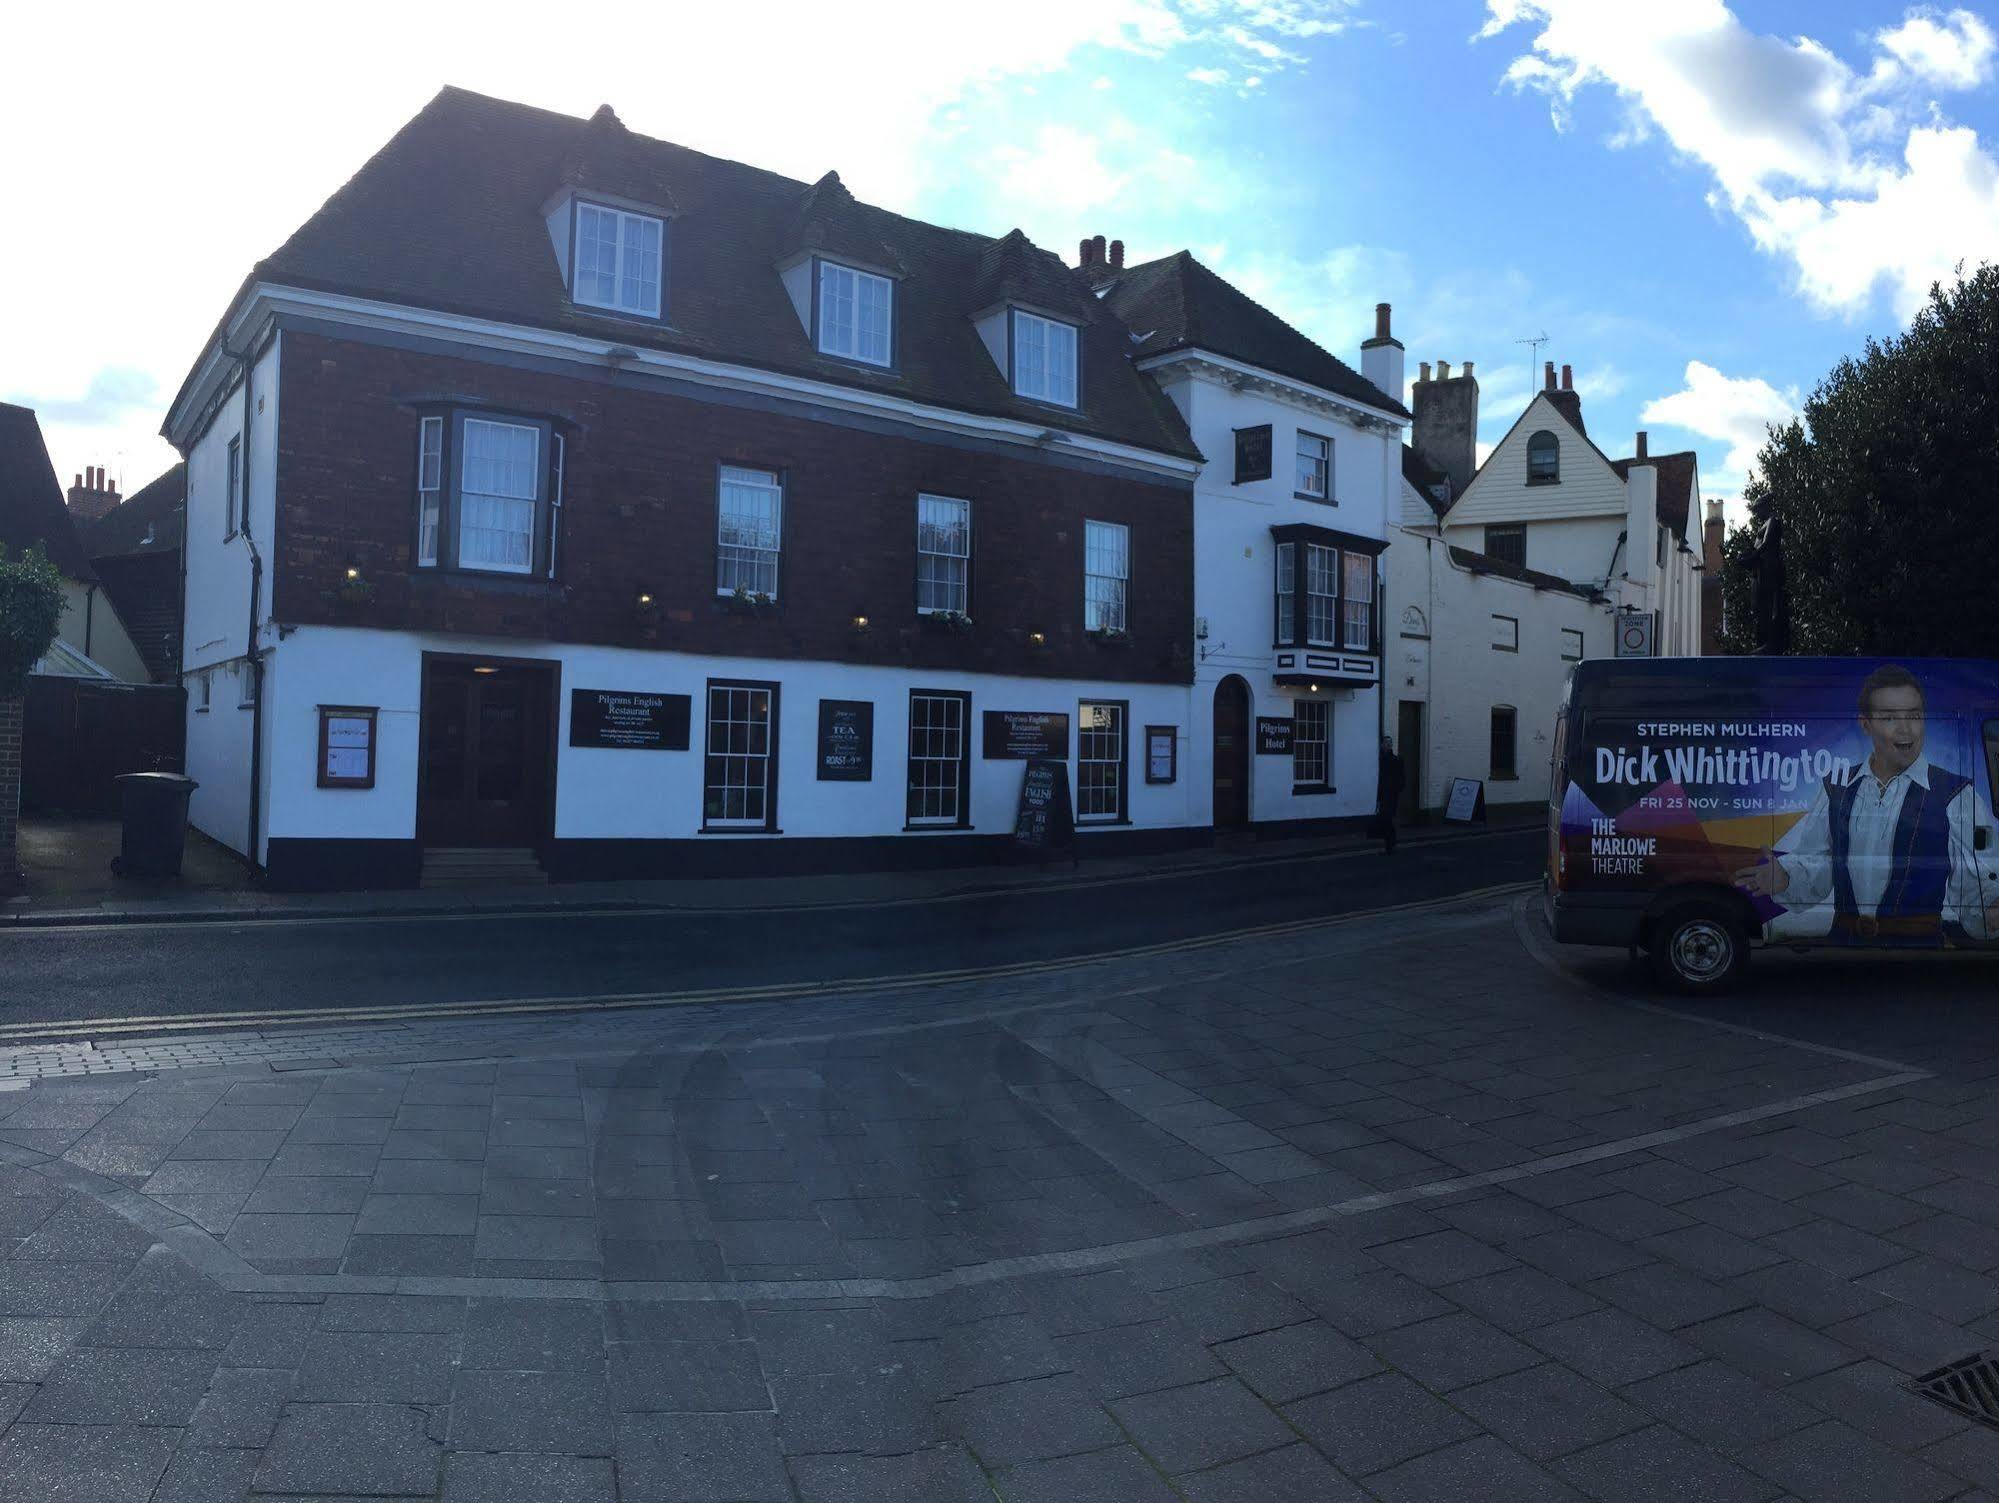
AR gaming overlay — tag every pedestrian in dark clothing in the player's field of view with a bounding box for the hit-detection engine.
[1376,735,1405,853]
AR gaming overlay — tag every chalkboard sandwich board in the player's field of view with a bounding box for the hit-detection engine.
[1444,777,1486,823]
[570,689,691,750]
[1012,758,1076,865]
[817,699,874,781]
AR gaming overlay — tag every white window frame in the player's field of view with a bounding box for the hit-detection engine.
[1012,309,1078,407]
[1084,520,1129,633]
[547,433,565,580]
[1342,552,1374,650]
[1293,699,1330,789]
[196,670,211,712]
[704,682,776,830]
[1077,701,1127,823]
[906,690,969,827]
[1305,544,1338,646]
[572,203,664,318]
[456,418,541,575]
[717,466,783,599]
[416,416,444,568]
[236,660,255,709]
[1275,542,1296,645]
[916,495,970,616]
[817,261,893,367]
[1296,430,1331,500]
[1561,627,1584,662]
[225,435,241,540]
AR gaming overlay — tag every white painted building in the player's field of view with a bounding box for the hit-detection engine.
[1387,360,1705,813]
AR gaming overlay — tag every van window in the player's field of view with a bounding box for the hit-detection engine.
[1986,720,1998,798]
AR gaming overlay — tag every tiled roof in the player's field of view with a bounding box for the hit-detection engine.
[243,87,1198,460]
[1097,251,1408,418]
[0,402,94,582]
[1611,451,1697,542]
[82,463,184,558]
[1401,445,1452,519]
[1447,544,1601,600]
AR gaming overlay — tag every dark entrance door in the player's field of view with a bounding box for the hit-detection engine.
[418,660,553,847]
[1397,700,1424,821]
[1212,676,1250,830]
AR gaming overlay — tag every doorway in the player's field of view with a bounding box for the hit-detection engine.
[1397,700,1424,821]
[1212,676,1250,830]
[418,657,555,848]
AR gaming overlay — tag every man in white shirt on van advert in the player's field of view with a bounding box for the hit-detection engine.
[1735,665,1999,944]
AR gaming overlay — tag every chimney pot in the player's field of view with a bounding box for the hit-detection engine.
[1090,234,1106,265]
[74,473,83,489]
[1437,360,1450,379]
[1078,237,1093,267]
[1109,238,1124,269]
[1635,430,1648,460]
[1561,363,1572,390]
[1374,302,1391,339]
[1544,360,1556,390]
[1461,360,1474,379]
[1418,361,1431,382]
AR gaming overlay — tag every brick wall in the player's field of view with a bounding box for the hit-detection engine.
[0,694,21,894]
[273,332,1195,685]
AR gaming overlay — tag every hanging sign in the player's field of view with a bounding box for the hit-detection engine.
[816,699,874,781]
[1255,716,1295,755]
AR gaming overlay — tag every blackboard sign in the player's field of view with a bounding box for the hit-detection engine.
[983,710,1069,760]
[569,689,690,751]
[1255,716,1294,755]
[1234,424,1273,483]
[1444,777,1487,823]
[817,699,873,781]
[1012,758,1076,861]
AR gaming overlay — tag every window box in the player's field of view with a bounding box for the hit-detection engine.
[327,574,375,611]
[1087,626,1132,648]
[921,609,975,636]
[721,586,776,617]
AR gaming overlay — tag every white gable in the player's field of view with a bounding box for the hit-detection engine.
[1444,392,1626,526]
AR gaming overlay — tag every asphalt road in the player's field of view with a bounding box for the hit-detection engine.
[0,829,1544,1029]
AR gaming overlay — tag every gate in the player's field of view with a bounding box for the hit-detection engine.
[21,677,186,814]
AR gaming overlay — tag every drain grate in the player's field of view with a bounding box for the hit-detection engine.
[1908,1353,1999,1429]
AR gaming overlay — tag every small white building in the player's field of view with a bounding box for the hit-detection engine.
[1387,360,1704,814]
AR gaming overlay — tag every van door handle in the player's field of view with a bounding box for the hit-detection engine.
[1979,826,1992,851]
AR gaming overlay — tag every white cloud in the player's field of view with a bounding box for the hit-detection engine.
[1640,359,1798,524]
[1482,2,1999,319]
[0,0,1358,487]
[1187,66,1233,85]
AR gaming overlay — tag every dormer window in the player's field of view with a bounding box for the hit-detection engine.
[573,203,663,318]
[1012,310,1078,407]
[1526,429,1559,485]
[817,261,893,366]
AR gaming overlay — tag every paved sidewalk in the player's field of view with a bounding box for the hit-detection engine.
[2,814,1540,928]
[1,895,1995,1500]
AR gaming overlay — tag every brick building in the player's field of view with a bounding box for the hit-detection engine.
[164,88,1402,889]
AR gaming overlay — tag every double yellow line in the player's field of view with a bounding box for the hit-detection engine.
[0,882,1534,1047]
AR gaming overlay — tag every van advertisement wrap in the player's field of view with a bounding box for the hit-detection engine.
[1560,661,1999,947]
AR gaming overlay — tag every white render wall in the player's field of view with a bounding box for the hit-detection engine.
[55,578,148,682]
[1150,362,1398,826]
[1446,393,1628,528]
[1387,516,1608,812]
[256,626,1199,846]
[1441,514,1622,589]
[185,657,260,858]
[182,336,280,678]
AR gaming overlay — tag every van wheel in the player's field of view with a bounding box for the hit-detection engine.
[1649,903,1748,994]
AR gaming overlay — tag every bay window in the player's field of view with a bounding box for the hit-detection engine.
[411,411,559,577]
[1341,552,1374,649]
[1270,526,1380,653]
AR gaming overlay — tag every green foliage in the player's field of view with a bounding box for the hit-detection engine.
[1715,523,1760,656]
[0,544,67,696]
[1724,265,1999,655]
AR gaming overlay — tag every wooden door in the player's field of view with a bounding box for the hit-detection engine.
[418,663,550,847]
[1397,700,1423,821]
[1212,676,1250,830]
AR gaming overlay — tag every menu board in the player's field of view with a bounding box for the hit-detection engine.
[318,706,376,789]
[1444,777,1486,823]
[569,689,691,751]
[1255,716,1294,755]
[817,699,873,781]
[983,710,1070,760]
[1012,758,1075,859]
[1145,725,1177,784]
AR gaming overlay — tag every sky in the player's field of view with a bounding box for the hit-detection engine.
[5,0,1997,532]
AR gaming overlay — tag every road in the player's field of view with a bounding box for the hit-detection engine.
[1,829,1544,1029]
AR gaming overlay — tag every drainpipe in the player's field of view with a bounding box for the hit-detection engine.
[234,345,267,871]
[83,585,95,660]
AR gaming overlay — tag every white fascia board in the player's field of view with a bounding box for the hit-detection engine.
[1136,347,1407,431]
[166,285,1200,480]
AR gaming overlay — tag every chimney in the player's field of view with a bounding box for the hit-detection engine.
[1078,237,1096,267]
[1561,363,1573,391]
[1360,300,1404,407]
[1090,234,1106,266]
[1634,430,1649,461]
[1544,360,1556,390]
[1108,238,1124,269]
[1411,357,1480,504]
[1418,361,1431,382]
[66,464,120,524]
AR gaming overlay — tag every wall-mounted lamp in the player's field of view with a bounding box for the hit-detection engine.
[852,614,870,631]
[636,590,654,607]
[344,566,361,581]
[1028,631,1046,648]
[472,665,499,675]
[1309,682,1321,693]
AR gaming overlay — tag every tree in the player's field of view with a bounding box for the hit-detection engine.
[1721,265,1999,655]
[1714,522,1760,657]
[0,544,66,895]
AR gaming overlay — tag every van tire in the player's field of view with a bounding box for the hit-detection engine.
[1649,902,1748,994]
